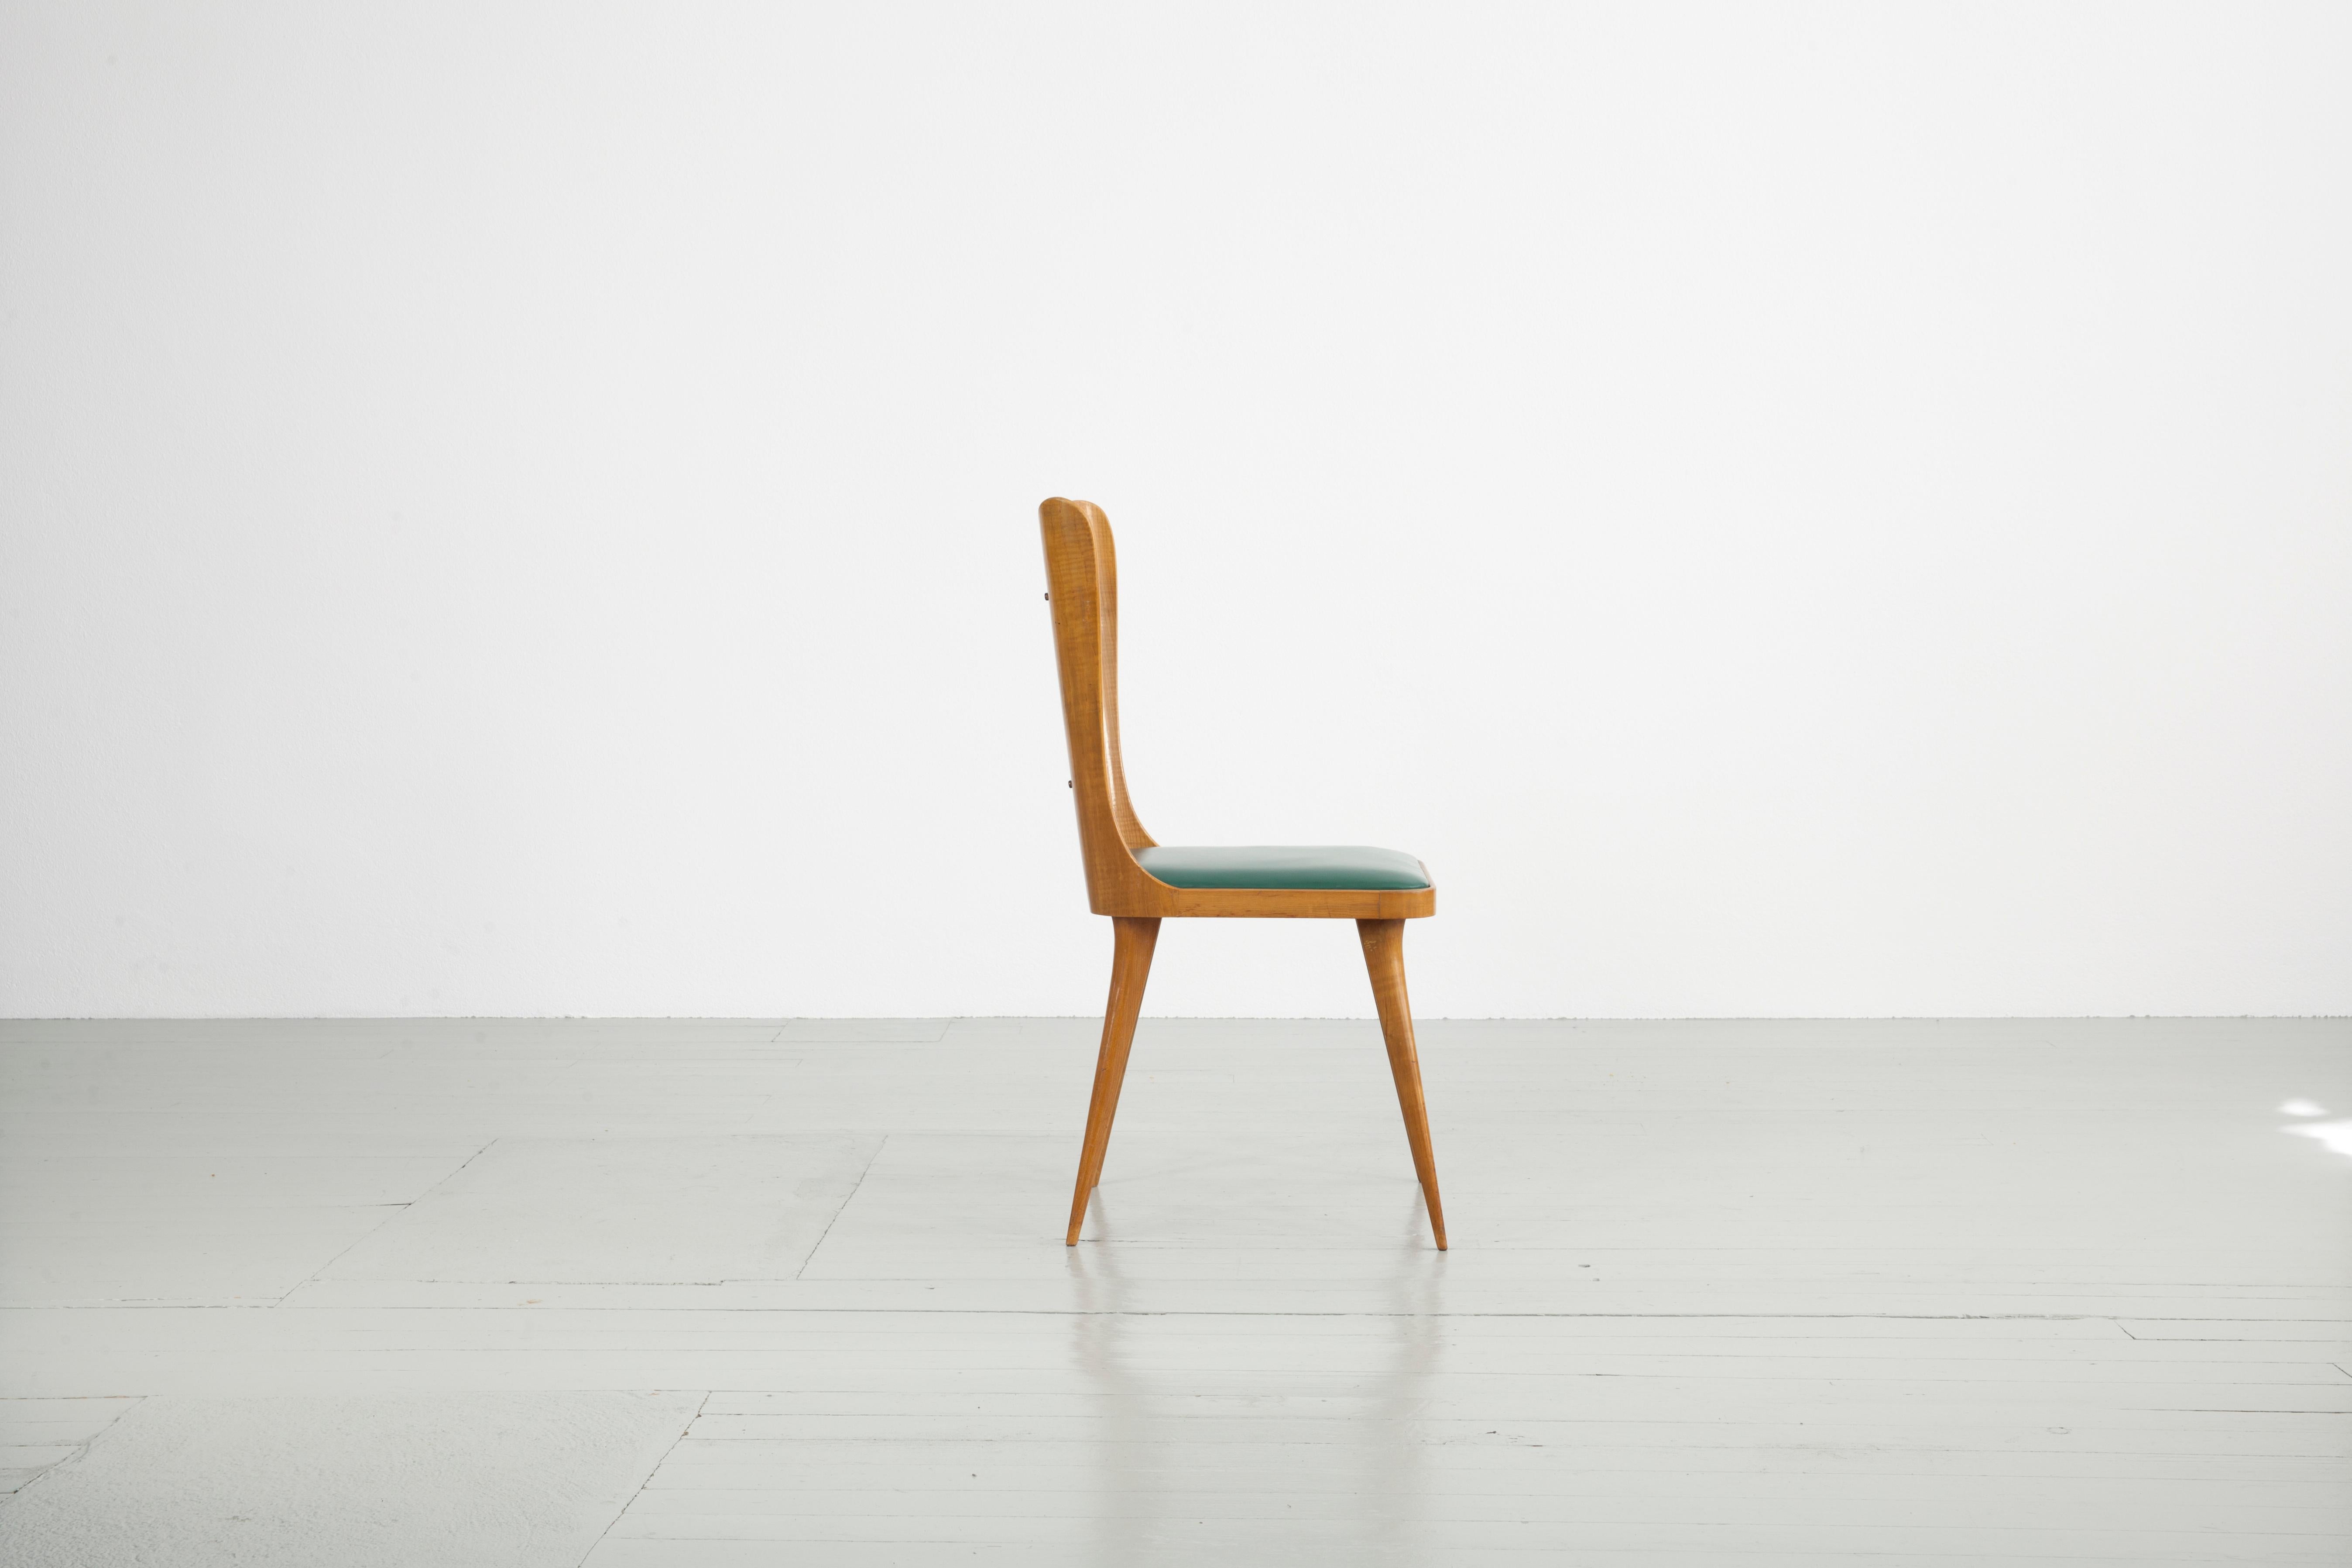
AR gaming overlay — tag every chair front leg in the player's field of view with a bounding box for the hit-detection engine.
[1066,915,1159,1244]
[1358,917,1447,1249]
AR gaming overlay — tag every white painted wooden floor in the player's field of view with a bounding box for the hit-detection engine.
[1,1017,2346,1565]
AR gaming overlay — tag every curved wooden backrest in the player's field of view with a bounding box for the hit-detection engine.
[1039,498,1159,912]
[1039,495,1436,923]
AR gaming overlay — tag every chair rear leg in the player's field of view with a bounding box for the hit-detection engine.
[1066,916,1160,1245]
[1358,918,1448,1249]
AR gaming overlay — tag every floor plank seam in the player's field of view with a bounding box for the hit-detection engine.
[576,1390,710,1568]
[269,1138,501,1306]
[793,1135,889,1283]
[0,1395,146,1508]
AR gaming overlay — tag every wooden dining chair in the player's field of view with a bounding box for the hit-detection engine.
[1039,497,1447,1249]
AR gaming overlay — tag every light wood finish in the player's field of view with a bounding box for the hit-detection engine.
[1065,916,1159,1245]
[1357,917,1447,1249]
[1040,497,1444,1246]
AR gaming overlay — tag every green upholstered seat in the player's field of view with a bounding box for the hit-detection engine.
[1133,845,1431,891]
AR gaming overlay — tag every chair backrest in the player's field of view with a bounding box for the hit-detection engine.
[1039,498,1158,911]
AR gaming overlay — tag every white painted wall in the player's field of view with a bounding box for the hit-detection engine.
[4,2,2347,1019]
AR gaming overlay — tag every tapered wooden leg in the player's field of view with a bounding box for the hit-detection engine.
[1066,916,1160,1245]
[1358,918,1447,1249]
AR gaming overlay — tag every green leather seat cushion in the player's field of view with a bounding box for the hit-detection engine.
[1134,845,1431,891]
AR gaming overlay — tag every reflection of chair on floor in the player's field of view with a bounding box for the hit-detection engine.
[1038,497,1447,1249]
[1065,1181,1446,1559]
